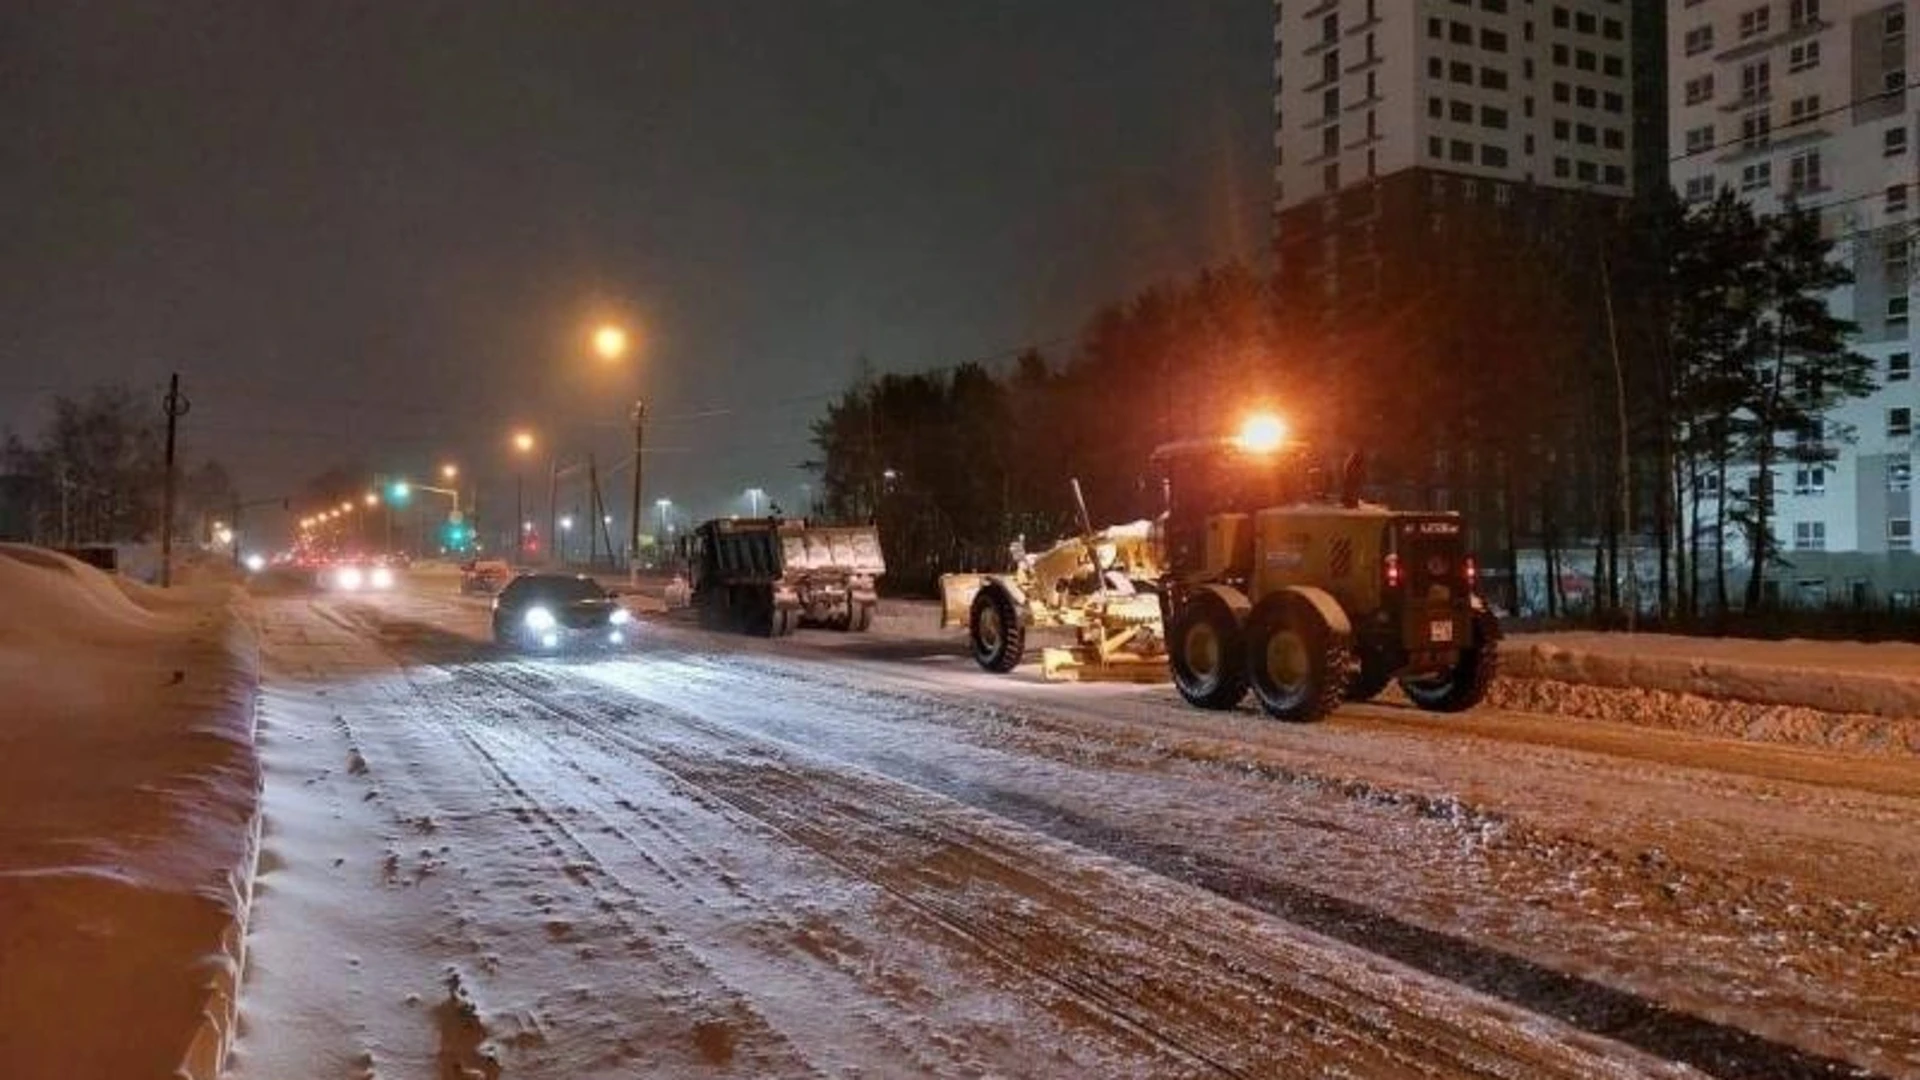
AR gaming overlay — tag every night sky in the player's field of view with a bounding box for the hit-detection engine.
[2,1,1270,537]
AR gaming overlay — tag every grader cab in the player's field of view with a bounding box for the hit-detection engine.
[1153,417,1499,722]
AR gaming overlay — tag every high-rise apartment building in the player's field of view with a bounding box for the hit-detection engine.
[1669,0,1918,605]
[1269,1,1663,602]
[1271,0,1662,335]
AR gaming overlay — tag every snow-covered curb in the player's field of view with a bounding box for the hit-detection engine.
[1503,632,1920,721]
[0,546,263,1080]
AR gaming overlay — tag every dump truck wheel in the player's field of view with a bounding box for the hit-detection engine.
[771,607,796,637]
[1401,610,1501,713]
[1345,650,1394,702]
[848,601,874,633]
[1246,593,1351,723]
[1169,595,1247,710]
[969,587,1025,673]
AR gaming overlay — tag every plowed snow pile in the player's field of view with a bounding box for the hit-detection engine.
[1501,631,1920,753]
[0,545,260,1080]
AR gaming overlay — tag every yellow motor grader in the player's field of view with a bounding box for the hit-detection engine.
[938,482,1168,681]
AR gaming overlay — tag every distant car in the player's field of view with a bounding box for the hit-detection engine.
[491,574,634,651]
[319,557,397,592]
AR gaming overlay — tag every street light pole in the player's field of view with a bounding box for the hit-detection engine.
[628,399,646,582]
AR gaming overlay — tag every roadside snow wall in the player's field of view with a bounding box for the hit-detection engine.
[0,544,262,1080]
[1499,632,1920,755]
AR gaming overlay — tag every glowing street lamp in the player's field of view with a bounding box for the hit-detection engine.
[593,324,629,361]
[511,430,536,560]
[441,463,459,481]
[364,492,380,508]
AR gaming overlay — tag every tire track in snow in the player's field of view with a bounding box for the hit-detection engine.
[467,659,1699,1080]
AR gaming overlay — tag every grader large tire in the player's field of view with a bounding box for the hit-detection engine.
[1245,593,1352,723]
[842,600,875,633]
[1169,594,1248,710]
[968,587,1025,673]
[771,606,797,637]
[1401,609,1501,713]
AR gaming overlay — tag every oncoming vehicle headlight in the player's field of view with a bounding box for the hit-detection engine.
[609,607,632,626]
[370,566,395,589]
[336,566,365,591]
[523,606,557,631]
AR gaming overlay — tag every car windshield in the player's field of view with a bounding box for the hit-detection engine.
[516,577,605,604]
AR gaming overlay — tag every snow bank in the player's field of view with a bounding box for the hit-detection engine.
[0,545,261,1080]
[1505,631,1920,720]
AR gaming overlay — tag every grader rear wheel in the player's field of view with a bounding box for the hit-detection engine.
[1169,595,1247,710]
[1245,594,1352,723]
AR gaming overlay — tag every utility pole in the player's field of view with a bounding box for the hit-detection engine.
[159,374,189,587]
[628,399,646,582]
[1601,251,1637,632]
[547,457,560,569]
[587,454,600,569]
[231,494,242,568]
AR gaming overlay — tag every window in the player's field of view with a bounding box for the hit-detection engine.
[1602,18,1622,41]
[1892,456,1914,492]
[1794,466,1826,495]
[1480,67,1508,90]
[1891,406,1913,437]
[1552,43,1570,67]
[1428,16,1443,39]
[1323,51,1339,83]
[1577,159,1598,183]
[1576,49,1596,72]
[1740,7,1771,38]
[1788,41,1820,73]
[1890,8,1907,38]
[1685,125,1715,153]
[1553,7,1570,29]
[1602,91,1624,114]
[1890,352,1912,381]
[1481,105,1508,129]
[1323,125,1340,156]
[1887,69,1908,94]
[1451,100,1474,122]
[1575,11,1596,34]
[1789,0,1820,29]
[1742,111,1772,148]
[1481,28,1508,53]
[1451,60,1475,83]
[1451,21,1472,45]
[1577,122,1597,145]
[1684,25,1714,55]
[1577,85,1598,108]
[1894,520,1915,551]
[1685,74,1715,105]
[1892,296,1911,330]
[1685,174,1716,201]
[1888,126,1909,156]
[1429,96,1443,118]
[1794,521,1827,551]
[1322,12,1339,42]
[1741,60,1771,101]
[1787,149,1822,193]
[1554,81,1571,103]
[1891,184,1911,214]
[1888,239,1911,281]
[1481,144,1509,168]
[1324,86,1340,116]
[1603,128,1624,150]
[1741,160,1772,191]
[1451,138,1474,163]
[1554,156,1571,178]
[1429,135,1445,159]
[1788,95,1822,125]
[1429,57,1444,78]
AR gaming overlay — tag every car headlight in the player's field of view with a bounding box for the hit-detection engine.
[523,606,556,631]
[370,567,395,589]
[609,607,632,626]
[336,566,364,590]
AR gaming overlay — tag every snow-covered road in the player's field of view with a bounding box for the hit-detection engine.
[228,584,1920,1079]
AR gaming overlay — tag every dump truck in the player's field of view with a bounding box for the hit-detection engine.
[938,481,1168,681]
[684,517,885,636]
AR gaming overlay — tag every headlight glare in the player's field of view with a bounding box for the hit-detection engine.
[370,567,395,589]
[336,566,364,590]
[523,606,556,631]
[609,607,632,626]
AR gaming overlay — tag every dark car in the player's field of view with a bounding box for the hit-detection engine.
[491,574,635,651]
